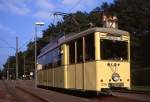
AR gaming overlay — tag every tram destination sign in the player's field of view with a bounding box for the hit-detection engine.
[107,36,122,41]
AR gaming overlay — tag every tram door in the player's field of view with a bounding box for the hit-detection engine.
[67,41,76,89]
[67,38,84,90]
[75,38,84,90]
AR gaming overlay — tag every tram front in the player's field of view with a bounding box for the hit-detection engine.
[96,30,130,93]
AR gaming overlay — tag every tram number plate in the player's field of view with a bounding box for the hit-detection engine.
[109,83,124,87]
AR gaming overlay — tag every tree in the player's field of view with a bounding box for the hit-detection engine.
[0,69,2,79]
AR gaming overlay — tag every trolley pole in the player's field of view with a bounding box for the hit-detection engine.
[16,37,19,80]
[7,57,10,80]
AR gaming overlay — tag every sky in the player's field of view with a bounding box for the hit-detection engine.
[0,0,113,69]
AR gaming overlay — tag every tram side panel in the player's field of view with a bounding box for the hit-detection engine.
[42,70,47,86]
[67,62,97,91]
[38,67,65,88]
[84,61,97,91]
[54,67,65,88]
[76,63,83,90]
[37,70,42,85]
[94,32,101,91]
[47,68,53,87]
[62,44,68,89]
[38,70,44,86]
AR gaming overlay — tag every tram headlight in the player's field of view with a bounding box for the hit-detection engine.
[112,73,120,82]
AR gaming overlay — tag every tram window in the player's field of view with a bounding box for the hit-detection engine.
[77,38,83,63]
[38,56,45,70]
[53,47,61,67]
[42,55,46,65]
[57,48,61,66]
[47,51,52,68]
[85,34,95,61]
[69,41,75,64]
[100,39,128,60]
[38,47,61,69]
[38,57,42,65]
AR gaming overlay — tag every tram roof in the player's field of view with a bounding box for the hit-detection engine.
[38,27,129,58]
[65,27,129,42]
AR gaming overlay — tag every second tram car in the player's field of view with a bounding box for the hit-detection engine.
[37,27,130,94]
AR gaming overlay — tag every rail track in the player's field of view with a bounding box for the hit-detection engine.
[112,89,150,95]
[2,80,150,102]
[3,80,25,102]
[111,89,150,102]
[3,80,48,102]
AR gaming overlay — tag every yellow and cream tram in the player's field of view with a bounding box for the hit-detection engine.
[37,27,130,94]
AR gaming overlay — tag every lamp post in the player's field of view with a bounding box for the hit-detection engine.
[16,37,18,80]
[35,22,44,87]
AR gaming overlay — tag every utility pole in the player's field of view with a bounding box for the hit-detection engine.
[7,57,9,80]
[16,37,18,80]
[23,55,26,79]
[2,69,4,79]
[7,70,9,80]
[35,25,37,86]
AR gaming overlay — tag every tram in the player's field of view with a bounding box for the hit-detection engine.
[37,26,130,93]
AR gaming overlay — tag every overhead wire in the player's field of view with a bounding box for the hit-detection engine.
[0,47,15,49]
[49,0,82,38]
[56,15,63,33]
[52,0,82,24]
[18,37,34,50]
[68,0,82,12]
[57,14,64,22]
[0,38,15,50]
[53,14,56,25]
